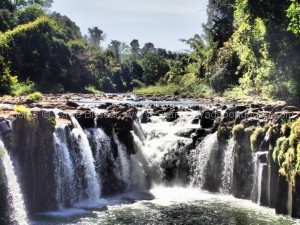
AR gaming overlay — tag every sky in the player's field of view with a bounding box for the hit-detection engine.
[51,0,208,52]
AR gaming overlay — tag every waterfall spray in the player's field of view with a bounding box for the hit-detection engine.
[0,139,29,225]
[70,115,101,201]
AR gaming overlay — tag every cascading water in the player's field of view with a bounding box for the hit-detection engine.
[53,126,76,208]
[114,137,131,189]
[129,133,149,190]
[220,138,234,194]
[189,133,218,188]
[133,120,145,142]
[0,139,29,225]
[252,151,268,204]
[70,115,101,201]
[137,111,198,185]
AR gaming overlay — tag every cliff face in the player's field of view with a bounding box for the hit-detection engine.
[8,112,57,213]
[1,99,300,220]
[215,104,300,218]
[0,104,138,216]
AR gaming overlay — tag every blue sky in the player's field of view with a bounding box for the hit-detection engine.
[51,0,208,51]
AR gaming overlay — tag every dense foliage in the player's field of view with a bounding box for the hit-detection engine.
[187,0,300,99]
[1,0,300,99]
[0,0,187,95]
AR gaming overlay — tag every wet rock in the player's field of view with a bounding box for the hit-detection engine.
[276,175,289,215]
[221,105,228,110]
[282,106,300,112]
[192,128,210,147]
[97,102,112,109]
[66,101,79,108]
[153,107,164,116]
[116,131,136,155]
[222,108,236,123]
[200,109,218,129]
[140,111,151,124]
[74,111,96,129]
[175,128,197,138]
[241,118,260,127]
[250,103,264,109]
[166,110,179,122]
[234,105,248,112]
[191,115,200,124]
[96,114,114,135]
[190,105,201,111]
[11,111,57,213]
[161,140,193,185]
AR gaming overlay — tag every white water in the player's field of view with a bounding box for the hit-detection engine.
[220,138,234,194]
[257,162,265,204]
[114,137,131,189]
[129,133,148,191]
[0,139,29,225]
[53,126,76,208]
[189,132,218,187]
[70,116,101,201]
[136,111,198,184]
[252,151,268,204]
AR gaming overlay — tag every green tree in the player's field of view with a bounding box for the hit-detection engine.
[108,40,121,64]
[287,0,300,35]
[141,42,155,56]
[141,53,169,85]
[16,4,44,24]
[88,27,105,48]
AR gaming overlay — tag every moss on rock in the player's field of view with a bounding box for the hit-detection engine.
[217,125,232,142]
[250,127,266,152]
[273,118,300,187]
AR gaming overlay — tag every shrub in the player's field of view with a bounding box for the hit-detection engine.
[84,85,103,94]
[131,79,145,89]
[12,80,36,96]
[133,84,181,95]
[48,117,56,133]
[28,91,43,101]
[14,105,30,115]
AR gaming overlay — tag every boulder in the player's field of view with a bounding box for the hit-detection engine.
[234,105,248,112]
[191,115,200,124]
[66,101,79,108]
[200,109,218,128]
[74,111,96,128]
[175,128,197,138]
[166,110,179,122]
[140,111,151,124]
[192,128,210,147]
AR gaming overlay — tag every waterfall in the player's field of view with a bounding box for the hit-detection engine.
[86,128,114,170]
[0,140,29,225]
[70,116,101,201]
[133,120,145,142]
[257,162,263,204]
[220,138,234,194]
[136,111,199,185]
[189,133,218,188]
[252,153,258,203]
[114,137,131,189]
[130,133,149,191]
[252,152,268,204]
[53,126,76,208]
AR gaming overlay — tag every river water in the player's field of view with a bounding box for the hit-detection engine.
[33,187,298,225]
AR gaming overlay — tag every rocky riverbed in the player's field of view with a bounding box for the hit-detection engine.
[1,94,300,222]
